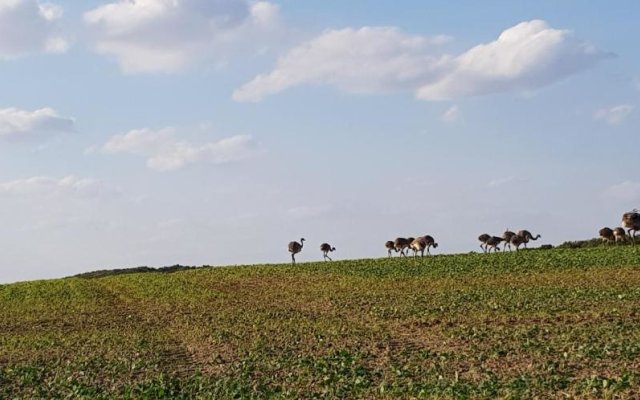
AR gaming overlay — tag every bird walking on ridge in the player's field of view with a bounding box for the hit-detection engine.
[509,234,527,251]
[622,210,640,244]
[478,234,491,253]
[599,227,615,244]
[502,229,516,251]
[385,241,396,258]
[320,243,336,261]
[288,238,305,264]
[613,227,627,244]
[485,236,503,253]
[394,237,413,257]
[410,235,438,257]
[517,230,541,248]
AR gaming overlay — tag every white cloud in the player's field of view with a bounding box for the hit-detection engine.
[604,181,640,202]
[236,20,608,102]
[101,127,260,171]
[0,107,75,139]
[442,105,460,123]
[233,26,450,102]
[84,0,280,73]
[0,176,117,197]
[593,104,634,125]
[0,0,70,58]
[416,20,609,100]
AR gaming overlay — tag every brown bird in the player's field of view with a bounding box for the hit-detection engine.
[288,238,305,264]
[394,237,414,257]
[385,240,396,258]
[410,235,439,257]
[613,227,627,244]
[485,236,503,253]
[502,229,516,251]
[622,210,640,243]
[510,234,527,251]
[320,243,336,261]
[517,230,541,248]
[478,234,491,253]
[599,227,615,244]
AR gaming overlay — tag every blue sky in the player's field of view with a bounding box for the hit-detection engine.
[0,0,638,283]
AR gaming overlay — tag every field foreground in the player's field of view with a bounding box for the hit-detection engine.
[1,247,640,399]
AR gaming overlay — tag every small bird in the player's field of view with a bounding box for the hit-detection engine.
[320,243,336,261]
[288,238,305,264]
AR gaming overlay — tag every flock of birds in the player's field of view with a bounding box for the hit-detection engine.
[286,210,640,264]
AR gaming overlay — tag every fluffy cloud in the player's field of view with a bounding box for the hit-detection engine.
[101,127,260,171]
[604,181,640,202]
[233,27,450,102]
[84,0,280,73]
[0,176,116,197]
[235,20,609,102]
[0,107,75,139]
[593,104,634,125]
[0,0,69,58]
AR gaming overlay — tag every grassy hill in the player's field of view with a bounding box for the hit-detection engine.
[1,246,640,398]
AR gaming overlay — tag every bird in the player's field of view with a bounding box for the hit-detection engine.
[485,236,504,253]
[478,234,491,253]
[288,238,305,264]
[599,227,615,244]
[622,210,640,244]
[410,235,439,257]
[385,241,396,258]
[613,227,627,244]
[320,243,336,261]
[517,230,541,248]
[502,229,516,251]
[394,237,413,257]
[509,234,527,251]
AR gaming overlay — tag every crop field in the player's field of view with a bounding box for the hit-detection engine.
[1,246,640,398]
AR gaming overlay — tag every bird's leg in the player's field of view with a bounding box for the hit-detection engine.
[292,253,296,264]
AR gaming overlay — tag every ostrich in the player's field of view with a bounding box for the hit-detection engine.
[517,230,541,248]
[410,236,437,257]
[622,210,640,243]
[288,238,305,264]
[485,236,504,253]
[613,227,627,244]
[320,243,336,261]
[394,237,413,257]
[478,234,491,253]
[385,241,396,258]
[502,229,516,251]
[599,227,615,244]
[510,234,527,251]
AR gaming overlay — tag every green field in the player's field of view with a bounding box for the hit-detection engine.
[1,247,640,399]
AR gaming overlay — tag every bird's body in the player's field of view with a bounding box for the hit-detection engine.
[288,238,305,264]
[385,241,396,257]
[622,210,640,243]
[502,230,516,251]
[517,230,541,248]
[478,234,491,253]
[613,227,627,243]
[599,227,615,244]
[320,243,336,261]
[394,237,413,257]
[410,235,439,257]
[510,234,527,251]
[485,236,503,253]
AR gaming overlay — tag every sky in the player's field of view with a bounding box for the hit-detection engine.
[0,0,639,283]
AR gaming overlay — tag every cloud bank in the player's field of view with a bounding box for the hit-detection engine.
[101,127,260,171]
[0,0,69,58]
[0,107,75,139]
[235,20,610,102]
[84,0,280,73]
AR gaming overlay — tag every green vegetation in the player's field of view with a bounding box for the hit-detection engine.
[1,246,640,398]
